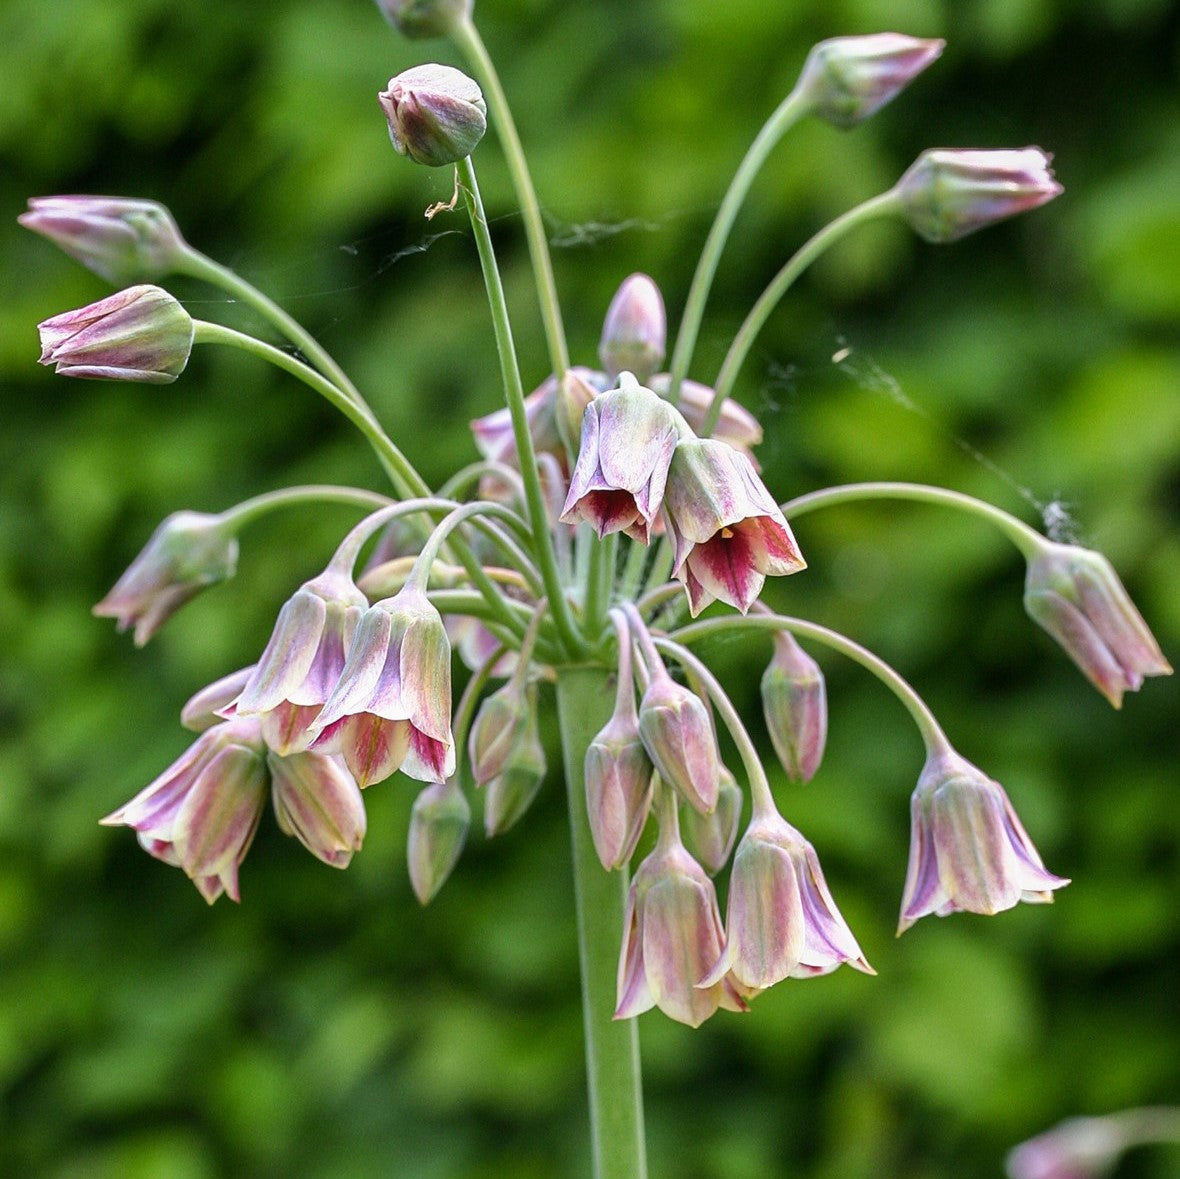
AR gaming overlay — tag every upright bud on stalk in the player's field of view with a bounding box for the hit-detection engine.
[379,65,486,167]
[407,778,470,903]
[37,285,194,383]
[599,274,666,384]
[94,510,239,646]
[895,148,1063,242]
[761,632,827,782]
[375,0,472,39]
[1023,540,1171,708]
[796,34,944,128]
[638,671,720,815]
[679,766,742,875]
[20,196,190,285]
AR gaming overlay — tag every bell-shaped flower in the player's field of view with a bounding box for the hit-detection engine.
[637,670,720,815]
[94,510,238,646]
[20,195,190,285]
[662,438,805,615]
[379,64,487,168]
[599,273,666,384]
[679,766,742,875]
[483,695,547,836]
[233,568,368,755]
[269,749,366,868]
[898,747,1070,934]
[895,147,1062,243]
[796,34,944,129]
[309,585,454,787]
[1024,539,1171,707]
[375,0,472,39]
[37,284,194,383]
[407,778,471,904]
[648,374,764,468]
[101,717,268,904]
[761,631,827,782]
[560,380,680,543]
[702,809,873,991]
[181,667,255,732]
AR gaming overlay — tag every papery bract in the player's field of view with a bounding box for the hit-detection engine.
[268,749,366,868]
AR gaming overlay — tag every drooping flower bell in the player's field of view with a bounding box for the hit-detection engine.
[599,273,666,384]
[898,746,1069,933]
[268,749,367,868]
[1023,539,1171,707]
[761,631,827,782]
[379,64,487,167]
[94,510,239,646]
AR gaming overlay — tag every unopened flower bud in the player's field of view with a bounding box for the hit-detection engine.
[375,0,472,39]
[379,65,486,167]
[895,147,1063,243]
[638,673,720,815]
[484,691,547,836]
[585,692,654,870]
[269,750,366,868]
[599,274,666,384]
[37,285,194,383]
[761,632,827,782]
[94,510,239,646]
[796,34,944,128]
[679,766,742,875]
[1023,540,1171,708]
[407,778,470,903]
[468,679,531,786]
[557,367,600,454]
[20,195,190,285]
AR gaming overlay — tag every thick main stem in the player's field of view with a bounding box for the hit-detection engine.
[555,667,647,1179]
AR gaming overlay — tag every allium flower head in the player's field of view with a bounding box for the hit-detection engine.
[379,64,487,167]
[599,273,666,384]
[761,631,827,782]
[94,510,238,646]
[20,195,189,285]
[898,748,1069,933]
[1024,540,1171,707]
[37,284,194,383]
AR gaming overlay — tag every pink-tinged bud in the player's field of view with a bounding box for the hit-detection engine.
[94,510,238,646]
[895,147,1063,243]
[1006,1117,1126,1179]
[556,367,600,454]
[560,381,680,543]
[268,750,366,868]
[898,748,1070,934]
[468,680,531,786]
[761,632,827,782]
[20,195,190,285]
[483,697,547,836]
[648,374,764,467]
[407,778,470,904]
[662,438,805,615]
[599,274,666,384]
[585,691,654,870]
[796,34,944,129]
[702,811,872,991]
[310,585,454,787]
[234,569,368,755]
[1024,540,1171,708]
[637,673,720,815]
[101,717,268,904]
[37,284,194,383]
[679,766,742,875]
[375,0,472,39]
[379,65,486,168]
[181,666,255,732]
[615,840,748,1027]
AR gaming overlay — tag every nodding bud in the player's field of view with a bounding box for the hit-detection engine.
[761,632,827,782]
[679,766,742,875]
[379,64,486,167]
[483,687,547,836]
[407,778,470,903]
[375,0,472,39]
[796,34,944,129]
[468,680,532,786]
[599,274,666,384]
[20,195,190,285]
[637,673,720,815]
[268,750,367,869]
[895,147,1063,243]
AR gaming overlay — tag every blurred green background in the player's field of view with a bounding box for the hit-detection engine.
[1,0,1177,1176]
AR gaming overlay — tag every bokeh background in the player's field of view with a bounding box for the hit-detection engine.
[1,0,1177,1176]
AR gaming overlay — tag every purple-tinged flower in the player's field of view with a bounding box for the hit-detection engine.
[37,284,194,383]
[898,748,1069,934]
[662,438,805,615]
[94,510,238,646]
[310,585,454,787]
[468,679,532,786]
[407,778,470,904]
[379,64,486,168]
[101,717,268,904]
[761,631,827,782]
[233,569,368,755]
[20,195,190,285]
[796,34,944,129]
[679,766,742,875]
[268,749,366,868]
[1006,1116,1126,1179]
[895,147,1063,243]
[1024,540,1171,708]
[702,810,873,991]
[599,273,666,384]
[483,695,547,836]
[637,671,720,815]
[375,0,472,39]
[648,374,764,469]
[615,839,748,1027]
[181,667,255,732]
[560,382,680,543]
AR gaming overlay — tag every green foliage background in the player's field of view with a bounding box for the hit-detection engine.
[1,0,1177,1176]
